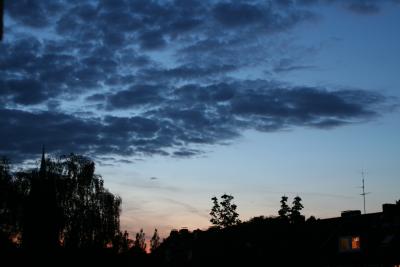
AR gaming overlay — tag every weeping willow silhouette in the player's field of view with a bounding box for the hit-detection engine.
[0,149,122,251]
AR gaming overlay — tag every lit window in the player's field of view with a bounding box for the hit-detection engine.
[351,236,360,250]
[339,236,361,252]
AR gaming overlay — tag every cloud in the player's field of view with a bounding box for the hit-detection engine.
[0,79,49,105]
[274,0,396,16]
[0,0,397,162]
[161,198,209,219]
[106,85,164,109]
[213,2,265,27]
[103,116,160,137]
[138,30,167,50]
[273,58,317,73]
[173,149,203,158]
[0,109,102,161]
[6,0,61,28]
[274,64,317,73]
[114,178,182,193]
[137,64,238,82]
[345,1,381,15]
[231,86,374,118]
[0,80,392,162]
[0,0,326,107]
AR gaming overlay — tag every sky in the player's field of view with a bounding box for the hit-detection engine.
[1,0,400,239]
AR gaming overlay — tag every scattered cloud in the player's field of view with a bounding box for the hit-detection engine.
[0,83,391,162]
[161,198,209,219]
[0,0,397,162]
[345,1,381,15]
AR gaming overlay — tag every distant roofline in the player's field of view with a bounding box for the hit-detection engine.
[320,211,382,221]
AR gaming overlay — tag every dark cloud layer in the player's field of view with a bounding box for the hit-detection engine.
[346,2,381,14]
[0,83,390,162]
[0,0,397,162]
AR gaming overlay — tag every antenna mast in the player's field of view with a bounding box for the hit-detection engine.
[360,171,370,214]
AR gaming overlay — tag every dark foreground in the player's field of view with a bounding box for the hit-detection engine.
[2,206,400,267]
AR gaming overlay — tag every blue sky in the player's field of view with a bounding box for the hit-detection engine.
[1,0,399,238]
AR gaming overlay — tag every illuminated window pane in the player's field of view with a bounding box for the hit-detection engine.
[351,236,360,250]
[339,236,361,252]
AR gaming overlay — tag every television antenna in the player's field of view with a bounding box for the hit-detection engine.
[360,170,370,214]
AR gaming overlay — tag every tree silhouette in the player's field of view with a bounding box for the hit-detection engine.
[306,215,317,224]
[134,228,146,252]
[278,195,290,220]
[289,195,304,224]
[210,196,221,226]
[210,194,241,228]
[0,157,21,246]
[0,158,12,229]
[23,155,60,250]
[150,228,161,252]
[48,154,121,249]
[0,152,123,250]
[113,230,133,253]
